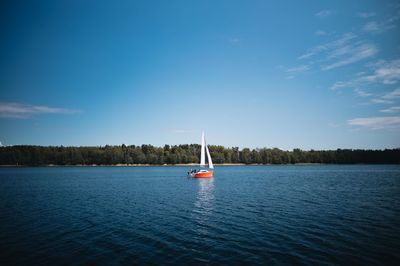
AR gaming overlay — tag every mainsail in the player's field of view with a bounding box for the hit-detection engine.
[200,131,206,167]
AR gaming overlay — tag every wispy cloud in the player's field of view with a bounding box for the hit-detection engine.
[298,33,357,60]
[315,10,332,18]
[284,65,310,79]
[382,88,400,100]
[380,106,400,113]
[298,33,377,71]
[331,59,400,90]
[354,88,372,97]
[360,59,400,85]
[285,65,310,73]
[368,88,400,105]
[362,14,399,34]
[371,98,393,104]
[315,30,327,36]
[348,116,400,129]
[322,43,378,70]
[363,21,395,33]
[229,38,240,43]
[0,102,81,119]
[358,12,376,19]
[293,6,400,131]
[330,81,351,90]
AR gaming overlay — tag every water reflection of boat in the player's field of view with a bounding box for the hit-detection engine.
[188,131,214,178]
[192,177,215,233]
[194,178,214,212]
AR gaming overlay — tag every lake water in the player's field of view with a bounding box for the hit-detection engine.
[0,165,399,265]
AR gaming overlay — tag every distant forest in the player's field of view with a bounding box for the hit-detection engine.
[0,145,399,166]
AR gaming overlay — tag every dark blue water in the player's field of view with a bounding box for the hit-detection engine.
[0,165,399,265]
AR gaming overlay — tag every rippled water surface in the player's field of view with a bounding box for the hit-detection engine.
[0,165,399,265]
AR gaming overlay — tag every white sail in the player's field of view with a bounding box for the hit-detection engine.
[200,131,206,167]
[205,144,214,169]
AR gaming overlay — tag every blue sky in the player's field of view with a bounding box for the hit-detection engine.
[1,0,399,149]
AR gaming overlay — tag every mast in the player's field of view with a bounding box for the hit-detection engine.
[200,131,206,167]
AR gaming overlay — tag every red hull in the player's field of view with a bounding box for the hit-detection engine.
[194,171,213,178]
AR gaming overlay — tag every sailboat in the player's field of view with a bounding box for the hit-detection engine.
[188,131,214,178]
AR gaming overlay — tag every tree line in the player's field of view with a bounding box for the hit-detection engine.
[0,145,399,166]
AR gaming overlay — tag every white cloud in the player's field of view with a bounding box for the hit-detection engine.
[298,51,315,60]
[380,106,400,113]
[315,10,332,18]
[371,98,393,104]
[330,81,349,90]
[356,71,367,76]
[286,65,310,73]
[298,32,357,60]
[229,38,240,43]
[382,88,400,99]
[360,59,400,85]
[331,81,352,90]
[354,88,372,97]
[362,13,399,33]
[315,30,327,36]
[298,33,377,71]
[331,59,400,90]
[0,102,81,119]
[363,21,380,32]
[322,43,378,70]
[358,12,376,19]
[348,116,400,129]
[284,65,310,79]
[363,21,394,33]
[367,88,400,105]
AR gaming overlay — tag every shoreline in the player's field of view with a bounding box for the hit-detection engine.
[0,163,248,167]
[0,163,397,167]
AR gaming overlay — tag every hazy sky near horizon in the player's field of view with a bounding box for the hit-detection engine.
[1,0,400,149]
